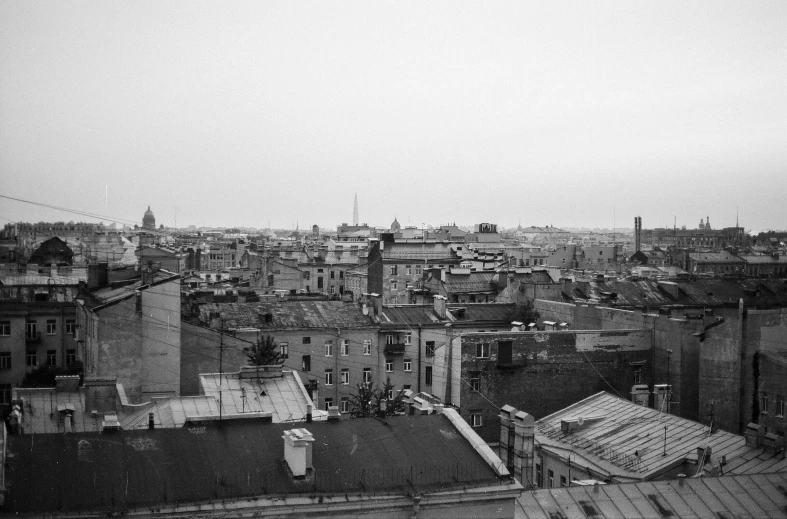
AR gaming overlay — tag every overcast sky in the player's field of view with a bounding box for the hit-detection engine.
[1,1,785,232]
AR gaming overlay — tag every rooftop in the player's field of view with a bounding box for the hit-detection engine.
[378,303,519,326]
[517,472,787,519]
[381,242,461,261]
[202,301,375,330]
[536,392,787,482]
[4,412,511,514]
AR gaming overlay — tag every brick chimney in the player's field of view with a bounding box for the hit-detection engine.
[283,428,314,478]
[513,410,535,487]
[630,384,650,407]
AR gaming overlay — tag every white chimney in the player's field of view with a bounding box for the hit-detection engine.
[283,428,314,478]
[433,295,447,319]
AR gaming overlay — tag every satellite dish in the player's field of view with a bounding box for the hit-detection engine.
[362,304,368,315]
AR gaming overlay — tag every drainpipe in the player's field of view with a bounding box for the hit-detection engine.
[417,325,422,393]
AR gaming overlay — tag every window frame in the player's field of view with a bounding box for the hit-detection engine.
[65,319,76,336]
[470,413,482,427]
[0,321,10,336]
[26,350,37,367]
[425,366,433,386]
[0,352,11,369]
[403,359,412,372]
[46,349,57,366]
[66,349,77,365]
[363,368,372,384]
[46,320,57,335]
[279,342,289,359]
[341,339,349,356]
[385,360,393,373]
[425,341,435,357]
[324,369,333,386]
[302,355,311,371]
[341,368,349,385]
[363,339,371,355]
[476,342,490,359]
[325,340,333,357]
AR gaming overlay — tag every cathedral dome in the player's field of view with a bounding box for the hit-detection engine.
[391,217,401,232]
[142,206,156,230]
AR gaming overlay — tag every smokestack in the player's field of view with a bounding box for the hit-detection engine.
[635,216,642,252]
[306,403,313,423]
[148,412,155,430]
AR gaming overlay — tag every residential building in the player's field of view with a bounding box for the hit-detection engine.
[75,268,181,402]
[686,250,745,275]
[741,253,787,278]
[135,245,186,273]
[199,300,378,413]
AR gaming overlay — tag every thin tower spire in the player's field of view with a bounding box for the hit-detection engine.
[353,194,359,226]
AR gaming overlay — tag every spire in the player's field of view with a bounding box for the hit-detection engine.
[353,194,359,226]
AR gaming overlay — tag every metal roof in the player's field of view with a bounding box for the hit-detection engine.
[536,392,781,482]
[5,413,506,514]
[517,472,787,519]
[205,301,376,330]
[379,303,518,326]
[382,242,461,261]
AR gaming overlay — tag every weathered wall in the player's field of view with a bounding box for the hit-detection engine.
[179,322,249,396]
[457,329,652,442]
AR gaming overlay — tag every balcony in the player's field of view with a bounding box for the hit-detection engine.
[384,342,407,355]
[26,331,41,344]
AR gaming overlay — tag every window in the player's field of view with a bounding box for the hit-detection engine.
[47,350,57,366]
[325,369,333,386]
[470,413,482,427]
[302,355,311,371]
[0,321,9,336]
[425,341,435,357]
[633,366,642,385]
[386,334,394,345]
[425,366,433,386]
[47,320,57,335]
[363,368,371,384]
[387,389,394,400]
[390,265,398,275]
[330,285,335,294]
[26,351,37,367]
[324,398,333,411]
[761,392,769,414]
[330,271,335,279]
[536,464,543,487]
[363,340,371,355]
[0,384,10,405]
[340,397,350,413]
[470,370,480,391]
[405,265,412,275]
[386,361,393,372]
[279,342,289,359]
[302,336,311,344]
[317,268,324,273]
[778,395,786,417]
[405,333,411,345]
[341,339,349,356]
[66,319,76,336]
[0,352,10,369]
[339,271,344,279]
[548,470,554,488]
[391,281,398,291]
[415,265,422,275]
[403,359,412,372]
[325,340,333,357]
[26,321,37,339]
[66,349,76,365]
[341,368,349,385]
[476,343,490,359]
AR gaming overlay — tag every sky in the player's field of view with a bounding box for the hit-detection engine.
[1,1,785,233]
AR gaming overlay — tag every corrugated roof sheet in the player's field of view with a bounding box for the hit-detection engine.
[205,301,375,330]
[517,472,787,519]
[5,414,503,514]
[536,392,779,481]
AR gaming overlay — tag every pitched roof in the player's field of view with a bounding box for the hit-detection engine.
[517,473,787,519]
[378,303,519,326]
[382,242,460,262]
[204,301,375,330]
[535,392,785,481]
[4,413,508,514]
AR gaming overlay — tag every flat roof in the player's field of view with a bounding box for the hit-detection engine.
[5,414,505,514]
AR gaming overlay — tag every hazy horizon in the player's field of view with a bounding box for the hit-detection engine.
[2,2,785,233]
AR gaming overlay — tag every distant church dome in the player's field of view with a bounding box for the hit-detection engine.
[391,217,401,232]
[142,206,156,230]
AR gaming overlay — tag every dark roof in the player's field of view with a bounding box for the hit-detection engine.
[206,301,375,330]
[562,278,787,309]
[382,243,460,262]
[688,251,745,263]
[5,414,502,514]
[379,303,519,326]
[428,271,497,294]
[517,473,787,519]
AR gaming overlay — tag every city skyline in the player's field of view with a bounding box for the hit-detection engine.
[2,2,785,232]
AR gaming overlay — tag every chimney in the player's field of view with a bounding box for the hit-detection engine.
[64,414,73,434]
[635,216,642,252]
[283,428,315,478]
[327,406,341,421]
[630,384,650,407]
[433,295,447,319]
[306,403,312,423]
[744,422,762,448]
[148,412,155,430]
[514,411,535,488]
[499,405,516,476]
[696,445,711,465]
[653,384,671,412]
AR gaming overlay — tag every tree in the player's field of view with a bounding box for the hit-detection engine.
[350,377,407,418]
[247,334,283,366]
